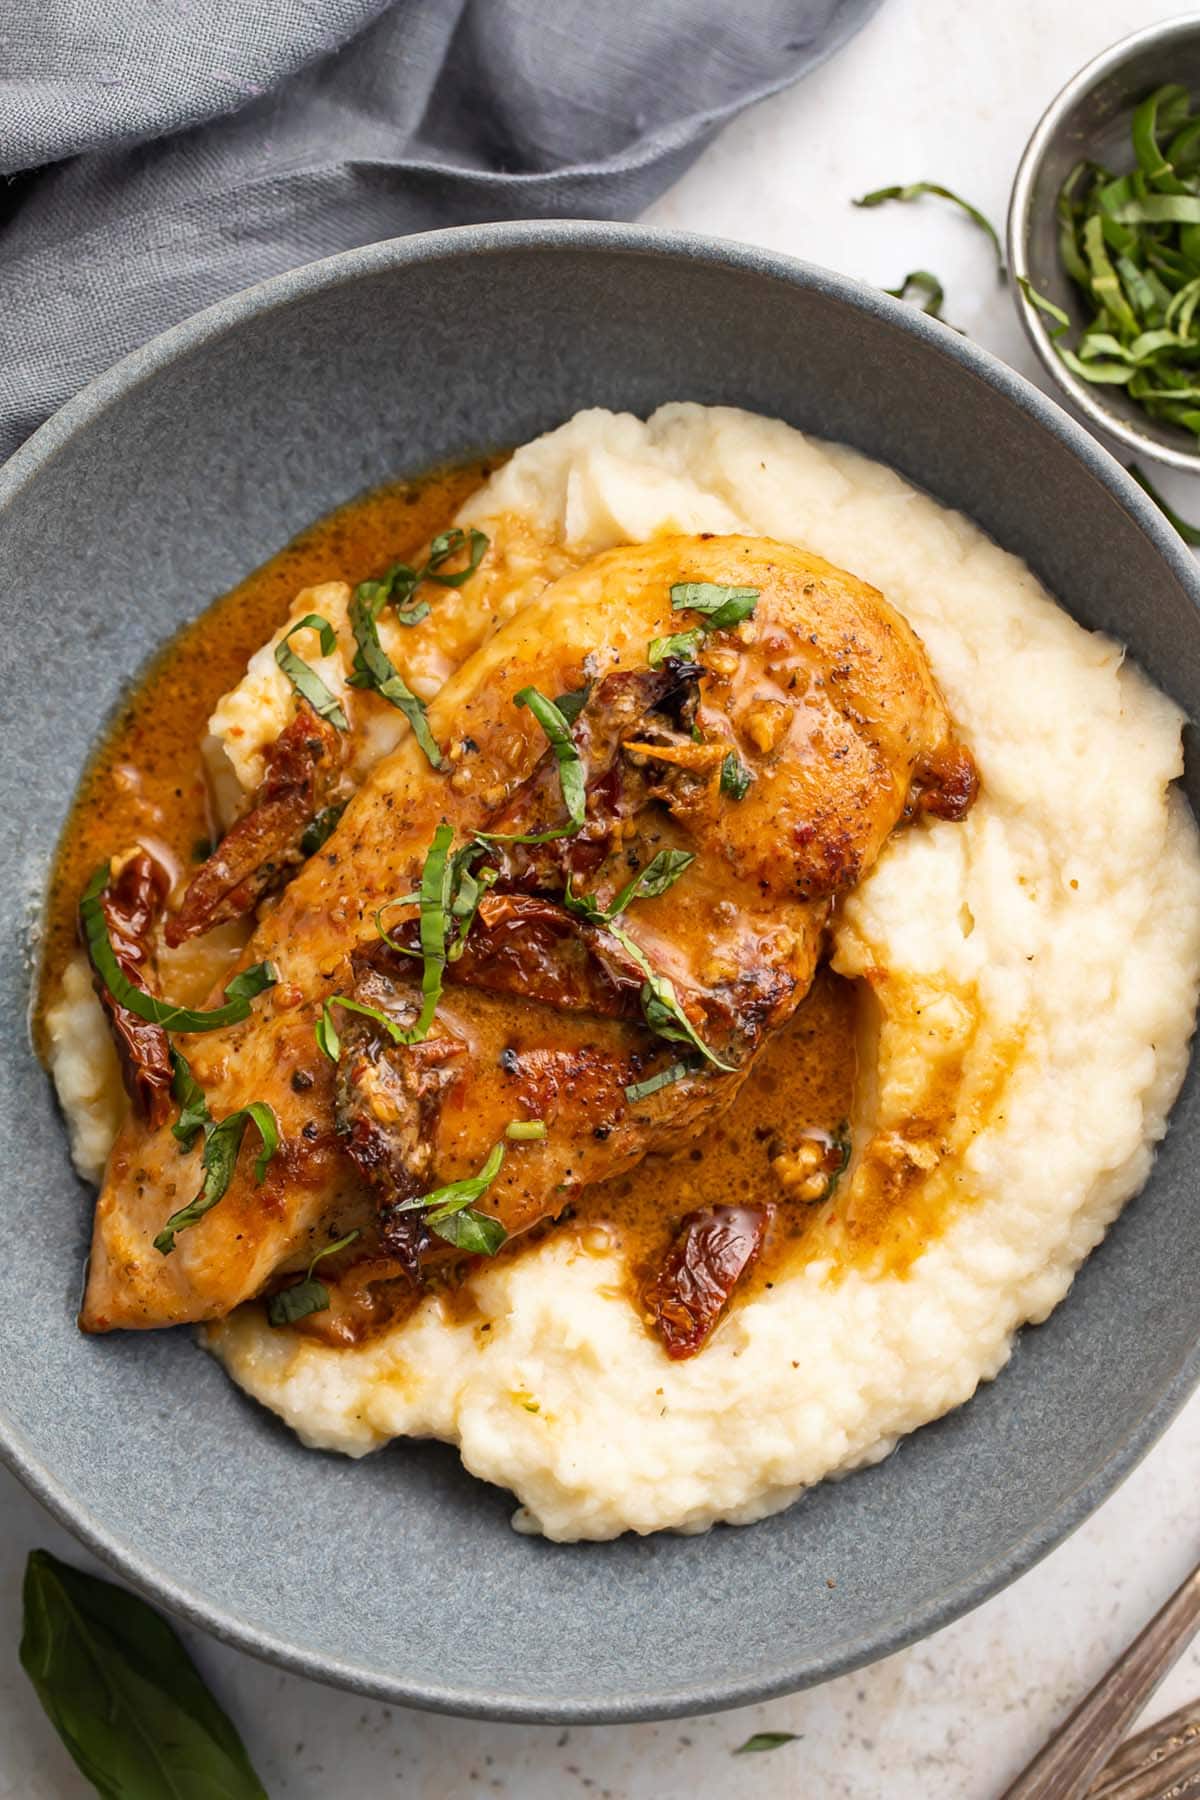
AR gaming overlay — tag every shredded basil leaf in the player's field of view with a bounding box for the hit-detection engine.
[668,581,760,627]
[315,994,406,1058]
[562,853,724,1067]
[605,848,695,917]
[477,687,586,843]
[647,628,705,668]
[169,1050,211,1150]
[884,269,950,319]
[319,823,457,1057]
[396,1138,505,1218]
[223,963,279,1004]
[347,585,443,767]
[20,1549,269,1800]
[300,803,345,856]
[553,683,590,724]
[80,864,279,1032]
[1016,92,1200,446]
[853,181,1004,274]
[423,526,489,588]
[734,1731,799,1754]
[274,613,349,731]
[563,848,694,924]
[314,1001,341,1062]
[720,752,753,800]
[624,1058,700,1103]
[266,1229,361,1327]
[394,1136,510,1254]
[430,1206,507,1255]
[1129,461,1200,542]
[357,526,489,631]
[445,842,497,960]
[154,1102,279,1254]
[605,919,733,1072]
[649,581,760,667]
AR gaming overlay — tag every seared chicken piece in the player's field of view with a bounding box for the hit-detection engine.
[81,535,974,1331]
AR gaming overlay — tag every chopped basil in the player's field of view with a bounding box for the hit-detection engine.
[266,1228,361,1327]
[223,964,279,1004]
[429,1206,507,1255]
[477,687,586,843]
[20,1549,268,1800]
[300,803,345,856]
[720,751,753,800]
[553,683,590,724]
[605,848,695,917]
[273,613,349,731]
[734,1731,799,1754]
[445,842,497,960]
[647,628,704,668]
[395,1136,509,1255]
[668,581,760,628]
[318,823,458,1059]
[423,525,489,588]
[505,1119,547,1141]
[154,1102,279,1254]
[315,994,404,1062]
[884,269,949,319]
[1014,93,1200,445]
[559,851,725,1068]
[624,1058,700,1103]
[649,581,760,667]
[81,864,278,1032]
[565,848,694,926]
[356,526,489,629]
[605,919,733,1072]
[314,1001,341,1062]
[348,585,443,767]
[407,820,456,1035]
[853,181,1004,274]
[169,1049,211,1150]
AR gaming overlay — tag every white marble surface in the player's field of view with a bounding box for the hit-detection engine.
[7,0,1200,1793]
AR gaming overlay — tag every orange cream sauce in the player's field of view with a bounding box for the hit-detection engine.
[39,463,970,1344]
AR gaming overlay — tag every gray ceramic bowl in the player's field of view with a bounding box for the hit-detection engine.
[1008,16,1200,472]
[3,221,1200,1723]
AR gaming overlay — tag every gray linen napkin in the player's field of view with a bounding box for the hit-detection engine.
[0,0,879,461]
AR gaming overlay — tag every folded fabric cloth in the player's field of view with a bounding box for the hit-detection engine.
[0,0,879,462]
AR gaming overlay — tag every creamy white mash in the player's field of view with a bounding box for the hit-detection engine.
[49,405,1200,1540]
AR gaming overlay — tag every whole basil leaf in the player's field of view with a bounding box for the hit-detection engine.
[20,1549,267,1799]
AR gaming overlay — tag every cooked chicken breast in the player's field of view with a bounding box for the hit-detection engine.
[81,534,974,1331]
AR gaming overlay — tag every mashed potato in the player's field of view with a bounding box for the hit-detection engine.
[50,405,1200,1539]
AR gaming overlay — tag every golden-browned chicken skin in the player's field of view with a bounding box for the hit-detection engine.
[80,534,975,1334]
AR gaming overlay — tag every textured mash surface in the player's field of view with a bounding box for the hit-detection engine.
[49,405,1200,1539]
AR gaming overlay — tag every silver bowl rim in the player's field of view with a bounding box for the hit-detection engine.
[3,217,1200,1722]
[1008,13,1200,474]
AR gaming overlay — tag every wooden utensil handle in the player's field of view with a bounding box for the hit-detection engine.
[1000,1563,1200,1800]
[1088,1698,1200,1799]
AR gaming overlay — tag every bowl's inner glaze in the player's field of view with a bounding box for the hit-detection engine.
[1,228,1199,1720]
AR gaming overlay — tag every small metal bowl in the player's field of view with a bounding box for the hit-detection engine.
[1008,16,1200,473]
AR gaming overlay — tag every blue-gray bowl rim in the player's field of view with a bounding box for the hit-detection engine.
[3,217,1200,1723]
